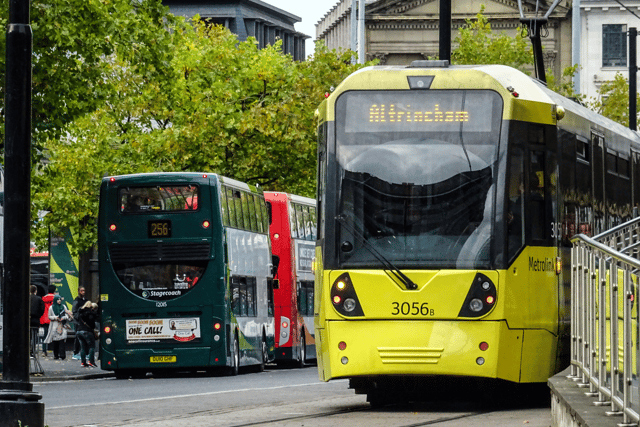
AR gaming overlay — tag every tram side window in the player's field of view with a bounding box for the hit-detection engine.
[231,276,257,317]
[297,280,314,316]
[634,152,640,209]
[507,147,525,261]
[530,151,546,241]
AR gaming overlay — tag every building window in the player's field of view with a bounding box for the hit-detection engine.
[603,24,627,67]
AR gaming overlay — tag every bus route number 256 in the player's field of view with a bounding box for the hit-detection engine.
[391,302,434,316]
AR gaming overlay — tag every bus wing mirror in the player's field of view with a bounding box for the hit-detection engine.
[272,279,279,290]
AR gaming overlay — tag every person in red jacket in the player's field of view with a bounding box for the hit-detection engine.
[40,285,56,356]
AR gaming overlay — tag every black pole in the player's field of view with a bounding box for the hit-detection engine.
[439,0,451,62]
[0,0,44,424]
[630,27,637,131]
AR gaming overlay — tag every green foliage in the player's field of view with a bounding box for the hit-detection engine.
[451,6,533,72]
[545,64,585,102]
[588,72,640,127]
[32,17,365,253]
[0,0,177,155]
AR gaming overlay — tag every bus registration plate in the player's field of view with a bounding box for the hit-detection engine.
[150,355,176,363]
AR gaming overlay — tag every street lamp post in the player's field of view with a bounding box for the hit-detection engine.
[0,0,44,424]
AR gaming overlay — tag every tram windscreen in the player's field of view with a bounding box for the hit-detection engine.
[335,90,503,269]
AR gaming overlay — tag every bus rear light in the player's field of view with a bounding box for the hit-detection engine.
[109,177,115,182]
[476,357,485,365]
[279,316,291,346]
[273,233,280,240]
[479,342,489,351]
[486,295,495,305]
[106,338,112,345]
[109,224,117,232]
[338,341,347,351]
[202,220,210,229]
[341,356,349,365]
[104,326,111,334]
[336,281,346,291]
[214,322,221,330]
[202,174,207,178]
[333,295,342,304]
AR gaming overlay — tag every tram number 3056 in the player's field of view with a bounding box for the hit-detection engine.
[391,302,434,316]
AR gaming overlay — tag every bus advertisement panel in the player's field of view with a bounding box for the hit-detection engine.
[264,192,316,366]
[98,172,275,377]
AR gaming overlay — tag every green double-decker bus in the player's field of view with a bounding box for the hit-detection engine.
[98,172,276,378]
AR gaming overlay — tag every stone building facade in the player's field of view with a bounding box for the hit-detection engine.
[316,0,573,79]
[163,0,309,61]
[578,0,640,101]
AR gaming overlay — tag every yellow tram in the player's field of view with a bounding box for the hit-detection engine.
[313,62,640,403]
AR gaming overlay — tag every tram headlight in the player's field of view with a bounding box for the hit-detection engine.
[331,273,365,317]
[343,298,356,312]
[458,273,497,318]
[469,298,483,312]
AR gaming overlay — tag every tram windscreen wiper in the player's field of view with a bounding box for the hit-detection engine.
[336,215,418,290]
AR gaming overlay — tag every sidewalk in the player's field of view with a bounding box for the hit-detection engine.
[29,350,113,382]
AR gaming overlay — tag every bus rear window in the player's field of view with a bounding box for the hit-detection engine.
[120,185,199,213]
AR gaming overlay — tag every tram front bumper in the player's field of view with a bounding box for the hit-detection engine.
[318,319,533,383]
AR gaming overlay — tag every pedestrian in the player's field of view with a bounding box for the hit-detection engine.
[76,301,98,368]
[40,285,56,357]
[44,295,73,360]
[71,286,88,360]
[29,285,45,357]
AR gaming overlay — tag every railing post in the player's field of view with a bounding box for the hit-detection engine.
[585,250,598,395]
[570,243,579,377]
[596,253,611,405]
[606,262,624,416]
[621,266,634,425]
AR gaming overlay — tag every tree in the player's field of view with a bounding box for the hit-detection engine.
[588,72,640,127]
[451,7,533,72]
[32,20,365,254]
[0,0,177,154]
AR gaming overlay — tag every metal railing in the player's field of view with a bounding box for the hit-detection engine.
[570,217,640,426]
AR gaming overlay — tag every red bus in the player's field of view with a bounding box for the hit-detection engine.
[264,192,316,367]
